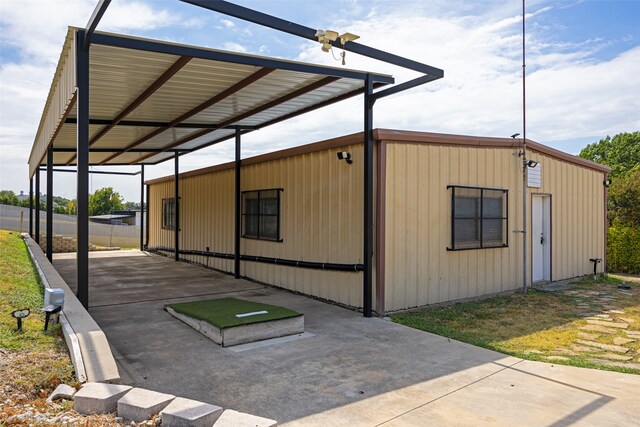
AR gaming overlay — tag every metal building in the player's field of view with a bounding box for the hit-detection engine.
[146,129,609,313]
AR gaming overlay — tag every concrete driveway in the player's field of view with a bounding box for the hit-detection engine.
[54,251,639,426]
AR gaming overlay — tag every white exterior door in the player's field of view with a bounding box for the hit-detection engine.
[532,195,551,282]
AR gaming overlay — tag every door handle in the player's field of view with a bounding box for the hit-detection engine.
[540,234,544,245]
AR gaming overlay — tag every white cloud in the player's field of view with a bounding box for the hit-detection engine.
[222,42,248,53]
[220,19,235,28]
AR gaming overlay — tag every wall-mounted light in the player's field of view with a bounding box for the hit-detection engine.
[603,179,612,187]
[526,160,538,168]
[511,133,520,139]
[337,151,352,164]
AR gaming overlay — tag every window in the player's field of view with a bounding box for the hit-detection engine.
[448,185,508,250]
[162,198,176,230]
[242,189,282,241]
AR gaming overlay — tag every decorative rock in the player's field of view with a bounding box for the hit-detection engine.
[524,349,544,354]
[576,340,629,354]
[160,397,223,427]
[579,325,616,334]
[606,309,625,314]
[625,331,640,337]
[594,314,611,319]
[586,320,628,329]
[586,317,613,322]
[117,388,174,422]
[578,332,600,340]
[213,410,277,427]
[618,317,634,323]
[598,353,633,361]
[571,345,600,353]
[613,337,636,345]
[74,383,132,415]
[47,384,76,402]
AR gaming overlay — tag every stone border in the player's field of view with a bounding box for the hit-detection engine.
[22,233,120,383]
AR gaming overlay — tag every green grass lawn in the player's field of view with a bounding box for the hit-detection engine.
[0,230,74,394]
[391,275,640,375]
[166,297,302,329]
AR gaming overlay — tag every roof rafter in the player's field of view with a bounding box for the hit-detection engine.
[134,75,340,163]
[65,55,193,165]
[99,66,275,165]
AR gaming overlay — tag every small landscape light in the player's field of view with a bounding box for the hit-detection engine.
[11,308,30,331]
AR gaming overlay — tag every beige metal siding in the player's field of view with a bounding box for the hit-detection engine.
[383,143,606,312]
[384,144,521,311]
[148,143,369,308]
[527,149,606,281]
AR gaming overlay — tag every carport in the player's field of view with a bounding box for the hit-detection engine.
[27,0,443,316]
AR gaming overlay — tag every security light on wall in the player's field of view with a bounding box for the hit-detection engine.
[337,151,352,164]
[604,179,612,187]
[526,160,538,168]
[511,133,520,139]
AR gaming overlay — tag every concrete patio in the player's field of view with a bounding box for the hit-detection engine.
[54,251,639,426]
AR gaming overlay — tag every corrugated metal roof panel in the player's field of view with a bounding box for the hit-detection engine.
[31,28,392,171]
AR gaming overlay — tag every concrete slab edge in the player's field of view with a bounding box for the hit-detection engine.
[22,233,120,384]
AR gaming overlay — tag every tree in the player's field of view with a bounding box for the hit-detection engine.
[0,190,19,206]
[579,132,640,177]
[88,187,124,216]
[608,168,640,227]
[123,201,141,211]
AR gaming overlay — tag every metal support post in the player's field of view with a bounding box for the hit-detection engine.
[174,155,179,261]
[363,74,374,317]
[140,165,144,251]
[234,128,241,278]
[76,30,90,308]
[46,147,53,261]
[29,177,33,237]
[35,171,40,244]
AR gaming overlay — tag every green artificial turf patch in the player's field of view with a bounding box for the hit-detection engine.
[166,297,302,329]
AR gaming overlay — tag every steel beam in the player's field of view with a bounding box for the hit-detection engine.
[46,147,53,262]
[76,30,90,309]
[140,165,144,251]
[65,117,258,130]
[40,168,141,176]
[234,128,241,278]
[35,171,40,244]
[174,155,180,262]
[106,67,274,164]
[84,0,111,51]
[142,75,339,162]
[181,0,441,93]
[363,74,374,317]
[90,32,394,84]
[29,177,33,238]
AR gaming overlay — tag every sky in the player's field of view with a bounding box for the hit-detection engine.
[1,0,639,202]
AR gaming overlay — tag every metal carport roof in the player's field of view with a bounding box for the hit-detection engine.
[28,27,394,175]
